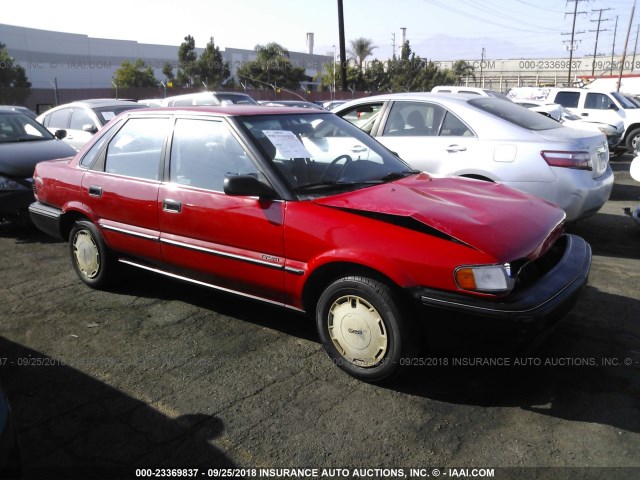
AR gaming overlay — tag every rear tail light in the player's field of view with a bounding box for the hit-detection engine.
[541,150,592,171]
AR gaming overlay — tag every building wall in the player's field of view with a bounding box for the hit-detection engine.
[1,23,333,90]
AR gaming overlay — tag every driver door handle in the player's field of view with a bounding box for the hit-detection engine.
[162,199,182,213]
[446,145,467,152]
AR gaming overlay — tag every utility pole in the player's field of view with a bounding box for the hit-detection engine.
[617,1,636,91]
[590,8,612,75]
[562,0,587,85]
[479,48,486,87]
[633,24,640,70]
[611,16,619,74]
[391,32,396,58]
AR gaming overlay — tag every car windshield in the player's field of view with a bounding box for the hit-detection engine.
[236,112,417,194]
[468,97,564,131]
[0,111,55,143]
[94,104,148,125]
[612,92,637,109]
[217,93,258,105]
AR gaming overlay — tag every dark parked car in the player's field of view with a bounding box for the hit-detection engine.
[30,106,591,382]
[0,110,77,224]
[0,382,20,478]
[36,99,148,150]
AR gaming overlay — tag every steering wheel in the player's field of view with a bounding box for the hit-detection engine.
[319,154,353,182]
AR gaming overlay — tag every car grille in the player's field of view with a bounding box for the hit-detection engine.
[512,235,567,292]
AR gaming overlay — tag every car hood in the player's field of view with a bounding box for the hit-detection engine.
[0,140,77,177]
[313,173,565,261]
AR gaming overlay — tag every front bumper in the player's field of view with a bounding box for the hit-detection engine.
[415,234,591,328]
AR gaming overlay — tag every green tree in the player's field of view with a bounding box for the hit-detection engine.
[195,37,230,89]
[348,38,377,72]
[162,61,175,84]
[452,60,475,84]
[176,35,198,87]
[387,41,455,92]
[237,42,309,91]
[364,59,391,93]
[0,42,31,104]
[113,59,158,88]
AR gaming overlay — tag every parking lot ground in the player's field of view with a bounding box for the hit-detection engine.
[0,157,639,480]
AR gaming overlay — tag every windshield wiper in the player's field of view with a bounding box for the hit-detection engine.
[292,181,365,193]
[376,170,420,181]
[15,136,47,142]
[292,171,419,193]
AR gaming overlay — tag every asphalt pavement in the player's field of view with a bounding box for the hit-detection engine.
[0,156,639,480]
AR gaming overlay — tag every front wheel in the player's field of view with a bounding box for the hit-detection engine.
[316,275,416,382]
[69,220,115,288]
[625,127,640,153]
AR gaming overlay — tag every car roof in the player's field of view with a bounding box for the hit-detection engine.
[129,105,333,117]
[337,92,479,107]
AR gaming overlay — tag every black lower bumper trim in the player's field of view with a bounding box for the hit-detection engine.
[416,234,591,324]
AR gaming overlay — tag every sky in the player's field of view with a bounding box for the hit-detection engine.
[1,0,638,61]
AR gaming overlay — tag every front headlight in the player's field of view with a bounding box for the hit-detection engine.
[0,176,29,191]
[455,263,515,293]
[597,126,616,136]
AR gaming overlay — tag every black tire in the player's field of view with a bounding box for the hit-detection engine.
[625,127,640,153]
[315,275,417,382]
[68,220,115,288]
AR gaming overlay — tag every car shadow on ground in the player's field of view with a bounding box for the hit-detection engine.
[389,283,640,434]
[0,338,237,479]
[567,211,640,260]
[111,264,640,435]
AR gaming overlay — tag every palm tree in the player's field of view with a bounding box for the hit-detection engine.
[348,38,377,71]
[452,60,476,84]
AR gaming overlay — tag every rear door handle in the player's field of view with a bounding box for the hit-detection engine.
[446,145,467,152]
[88,185,102,196]
[162,199,182,213]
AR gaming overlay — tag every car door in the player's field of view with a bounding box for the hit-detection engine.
[81,115,173,263]
[371,100,478,175]
[158,116,286,302]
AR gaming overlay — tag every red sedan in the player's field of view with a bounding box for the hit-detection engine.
[29,106,591,382]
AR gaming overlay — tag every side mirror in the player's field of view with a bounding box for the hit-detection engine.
[54,129,67,140]
[608,103,619,111]
[223,174,277,199]
[82,124,99,134]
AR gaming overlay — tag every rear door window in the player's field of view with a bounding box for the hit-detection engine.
[104,118,171,180]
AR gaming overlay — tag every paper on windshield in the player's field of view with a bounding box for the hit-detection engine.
[263,130,312,158]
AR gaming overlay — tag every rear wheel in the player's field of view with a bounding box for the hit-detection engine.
[69,220,115,288]
[316,275,416,382]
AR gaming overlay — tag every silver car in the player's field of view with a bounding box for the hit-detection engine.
[334,93,613,222]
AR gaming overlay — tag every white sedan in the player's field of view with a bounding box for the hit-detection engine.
[333,92,614,222]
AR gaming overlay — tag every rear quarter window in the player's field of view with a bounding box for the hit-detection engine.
[468,98,563,131]
[553,91,581,108]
